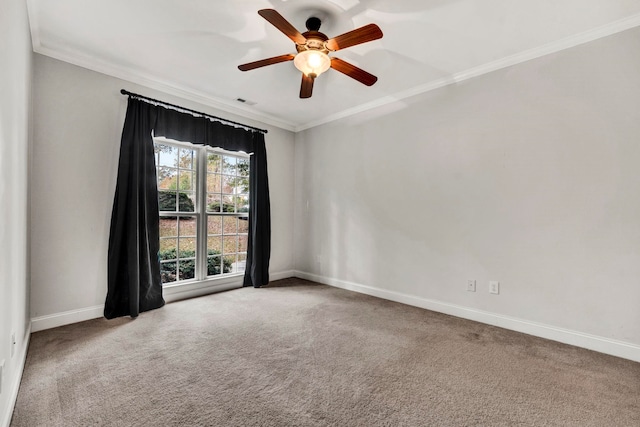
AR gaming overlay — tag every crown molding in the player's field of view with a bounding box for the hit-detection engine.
[27,0,640,134]
[26,0,297,133]
[32,42,298,132]
[294,12,640,132]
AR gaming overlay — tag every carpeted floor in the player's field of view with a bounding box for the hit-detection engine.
[11,278,640,426]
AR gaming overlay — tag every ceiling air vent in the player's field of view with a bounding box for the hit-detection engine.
[236,98,256,106]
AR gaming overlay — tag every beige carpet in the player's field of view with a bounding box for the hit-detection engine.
[11,278,640,426]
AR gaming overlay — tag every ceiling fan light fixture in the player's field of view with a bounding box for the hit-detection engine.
[238,9,383,98]
[294,50,330,78]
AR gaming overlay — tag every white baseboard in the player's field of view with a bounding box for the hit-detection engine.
[30,270,296,332]
[269,270,296,281]
[294,270,640,363]
[2,322,31,427]
[31,305,104,332]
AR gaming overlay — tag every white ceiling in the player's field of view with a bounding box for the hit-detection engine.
[27,0,640,131]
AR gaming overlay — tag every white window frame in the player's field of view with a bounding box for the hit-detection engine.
[154,137,250,292]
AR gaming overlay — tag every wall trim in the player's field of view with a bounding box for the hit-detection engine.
[269,270,296,281]
[2,322,31,427]
[26,1,294,132]
[31,305,104,332]
[30,270,296,332]
[293,270,640,363]
[26,0,640,133]
[295,12,640,131]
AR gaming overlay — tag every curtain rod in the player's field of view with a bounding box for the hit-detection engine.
[120,89,268,134]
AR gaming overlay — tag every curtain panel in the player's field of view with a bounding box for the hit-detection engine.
[105,98,271,319]
[153,107,271,288]
[105,99,163,319]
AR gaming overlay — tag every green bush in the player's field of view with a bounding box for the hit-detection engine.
[207,201,236,212]
[159,191,194,212]
[158,248,233,283]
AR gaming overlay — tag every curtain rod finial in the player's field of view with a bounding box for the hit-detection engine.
[120,89,128,95]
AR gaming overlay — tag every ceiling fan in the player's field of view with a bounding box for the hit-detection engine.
[238,9,383,99]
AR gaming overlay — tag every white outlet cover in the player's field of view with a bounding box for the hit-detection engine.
[489,281,500,294]
[467,280,476,292]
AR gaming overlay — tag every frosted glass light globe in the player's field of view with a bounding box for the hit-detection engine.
[294,50,331,78]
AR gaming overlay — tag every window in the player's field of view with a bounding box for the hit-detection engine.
[154,139,249,285]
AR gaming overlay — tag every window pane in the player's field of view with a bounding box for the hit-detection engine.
[223,236,237,254]
[222,175,236,194]
[207,153,222,173]
[237,195,249,213]
[234,253,247,273]
[178,259,196,281]
[208,236,222,253]
[178,217,196,237]
[160,261,177,284]
[223,255,235,273]
[223,156,236,175]
[223,217,237,235]
[178,217,197,254]
[160,218,178,238]
[238,235,248,253]
[206,193,222,213]
[207,216,222,235]
[207,255,222,276]
[156,144,178,167]
[157,167,177,190]
[159,191,177,212]
[178,192,195,212]
[222,195,235,212]
[160,238,177,253]
[179,237,197,253]
[154,143,170,158]
[238,217,249,233]
[178,148,195,170]
[237,158,249,178]
[236,158,250,195]
[207,173,222,193]
[178,170,194,191]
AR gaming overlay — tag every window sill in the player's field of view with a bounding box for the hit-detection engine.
[163,273,245,303]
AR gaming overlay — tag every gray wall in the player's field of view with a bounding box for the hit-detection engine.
[0,0,32,423]
[20,11,640,367]
[30,54,296,325]
[294,27,640,356]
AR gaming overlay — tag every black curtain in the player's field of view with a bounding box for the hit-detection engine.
[105,98,164,319]
[243,133,270,287]
[154,107,271,288]
[106,98,271,319]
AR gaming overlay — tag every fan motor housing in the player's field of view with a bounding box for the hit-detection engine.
[298,30,329,53]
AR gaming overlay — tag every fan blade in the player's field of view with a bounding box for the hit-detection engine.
[330,58,378,86]
[238,54,295,71]
[258,9,306,45]
[326,23,383,51]
[300,74,314,98]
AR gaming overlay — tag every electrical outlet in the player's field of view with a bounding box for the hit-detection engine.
[489,281,500,295]
[467,280,476,292]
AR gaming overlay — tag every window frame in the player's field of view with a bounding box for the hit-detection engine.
[155,137,250,287]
